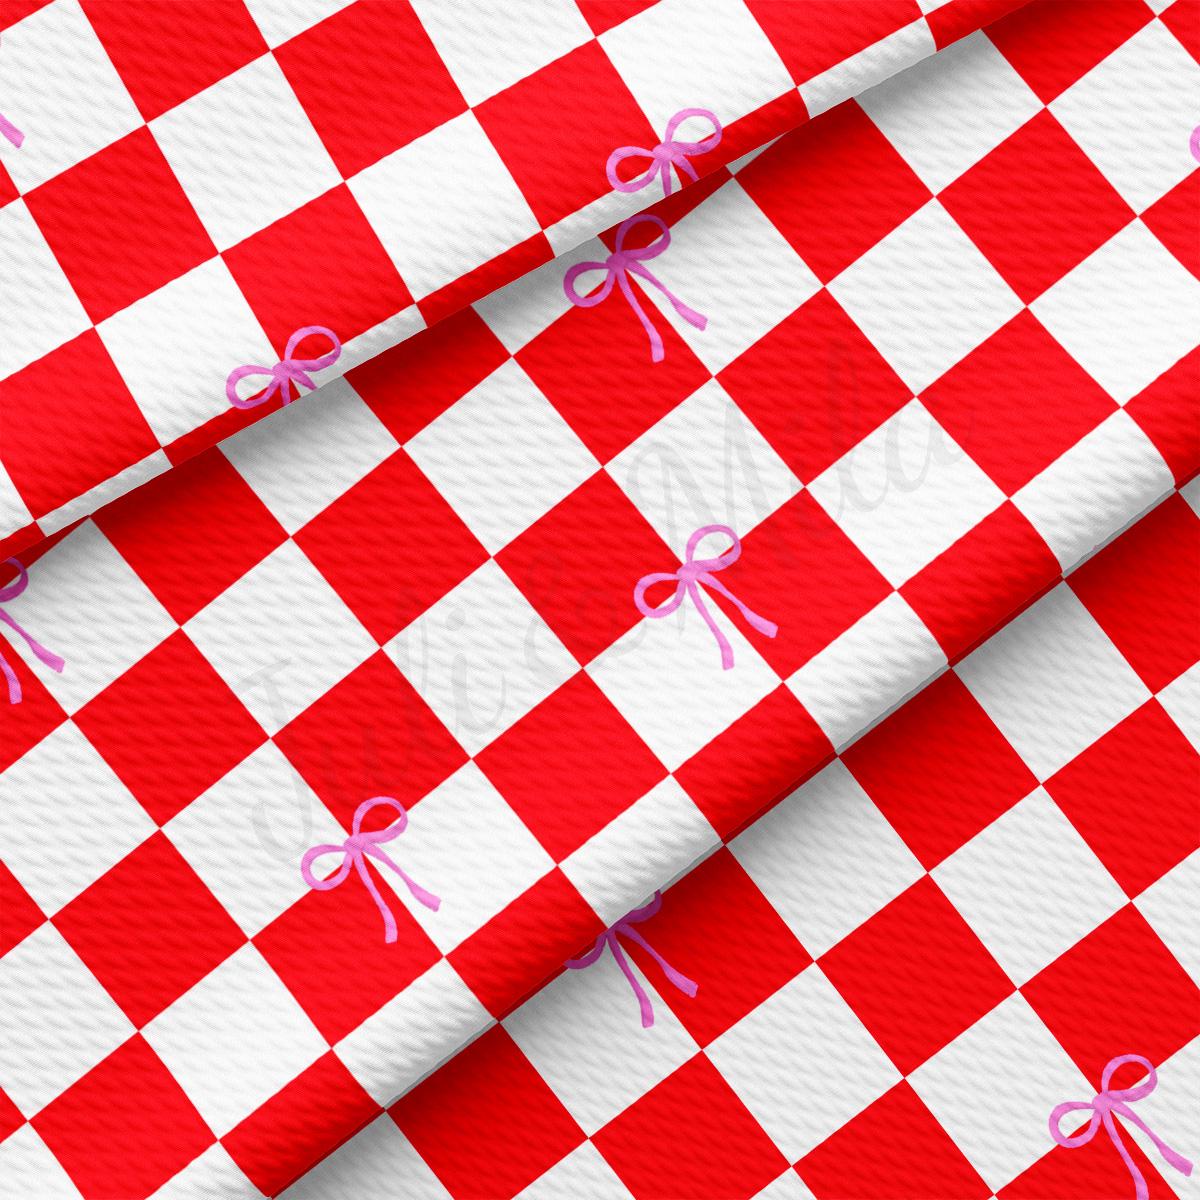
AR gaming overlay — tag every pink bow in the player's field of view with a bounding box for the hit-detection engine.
[566,892,697,1028]
[225,325,341,410]
[0,559,64,704]
[635,524,777,670]
[0,37,23,149]
[1191,125,1200,163]
[301,796,440,943]
[563,214,705,363]
[1050,1054,1193,1200]
[606,107,722,197]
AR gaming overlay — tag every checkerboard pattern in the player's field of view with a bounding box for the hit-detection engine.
[0,0,1197,1196]
[0,0,1013,560]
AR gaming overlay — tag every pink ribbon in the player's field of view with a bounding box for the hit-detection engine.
[635,524,777,670]
[0,37,23,149]
[566,892,697,1028]
[563,214,705,363]
[1191,125,1200,163]
[0,559,64,704]
[606,107,721,197]
[225,325,341,410]
[1050,1054,1193,1200]
[301,796,440,943]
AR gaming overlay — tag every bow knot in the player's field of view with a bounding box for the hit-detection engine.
[1050,1054,1193,1200]
[301,797,440,943]
[563,214,705,362]
[634,525,777,670]
[226,325,341,409]
[566,892,697,1028]
[0,558,64,704]
[607,108,722,197]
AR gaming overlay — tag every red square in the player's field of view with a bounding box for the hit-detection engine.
[54,833,245,1027]
[517,294,709,464]
[33,1036,213,1200]
[1143,171,1200,279]
[594,1054,788,1200]
[1162,0,1200,62]
[94,447,286,624]
[576,0,657,36]
[943,112,1134,303]
[1125,346,1199,486]
[988,0,1153,102]
[1069,492,1200,693]
[477,674,666,860]
[254,845,441,1043]
[477,41,656,228]
[419,231,553,327]
[275,652,466,829]
[296,449,486,644]
[712,491,891,678]
[737,100,930,283]
[923,311,1118,495]
[225,185,413,354]
[349,307,509,446]
[797,1081,989,1200]
[25,128,214,323]
[0,1084,21,1144]
[925,0,1029,49]
[1023,906,1200,1087]
[0,633,64,773]
[0,159,16,207]
[631,850,810,1045]
[1047,701,1199,898]
[75,632,267,826]
[0,860,44,958]
[0,331,159,518]
[497,473,675,664]
[902,502,1061,662]
[845,672,1037,869]
[820,877,1013,1074]
[82,0,266,121]
[748,0,921,84]
[224,1053,378,1198]
[449,868,604,1019]
[720,291,911,483]
[391,1026,584,1200]
[275,1,464,177]
[676,686,833,840]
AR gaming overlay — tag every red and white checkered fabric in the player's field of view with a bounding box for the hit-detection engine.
[0,0,1197,1196]
[280,487,1200,1200]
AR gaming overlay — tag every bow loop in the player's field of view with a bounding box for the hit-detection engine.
[0,558,64,704]
[606,107,722,196]
[226,325,341,409]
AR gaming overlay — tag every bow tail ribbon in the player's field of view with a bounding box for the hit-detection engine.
[1107,1105,1193,1200]
[353,854,400,944]
[619,262,706,364]
[701,573,778,640]
[620,925,698,1000]
[684,579,735,670]
[606,932,656,1028]
[0,111,22,149]
[367,845,441,914]
[0,608,64,703]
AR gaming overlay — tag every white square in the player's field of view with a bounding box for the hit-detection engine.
[600,0,793,131]
[143,943,326,1137]
[185,540,375,734]
[1050,20,1200,212]
[0,925,134,1116]
[412,0,590,106]
[731,760,923,958]
[956,585,1151,780]
[0,0,140,192]
[223,378,399,534]
[639,180,820,373]
[385,560,577,755]
[800,19,934,118]
[517,1143,635,1200]
[1014,409,1175,569]
[10,522,175,714]
[152,56,340,251]
[751,1172,817,1200]
[0,722,154,916]
[98,257,273,444]
[1158,663,1200,751]
[0,201,90,378]
[149,1144,259,1200]
[505,945,700,1134]
[934,788,1125,986]
[335,960,490,1105]
[860,32,1040,192]
[910,993,1090,1191]
[391,763,554,952]
[829,199,1022,394]
[1136,851,1200,986]
[809,399,1004,586]
[588,588,779,772]
[165,743,344,938]
[243,0,355,48]
[406,360,598,554]
[608,380,801,556]
[561,779,719,925]
[787,595,949,750]
[349,111,539,298]
[709,967,900,1162]
[0,1126,85,1200]
[0,461,32,542]
[1031,220,1200,404]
